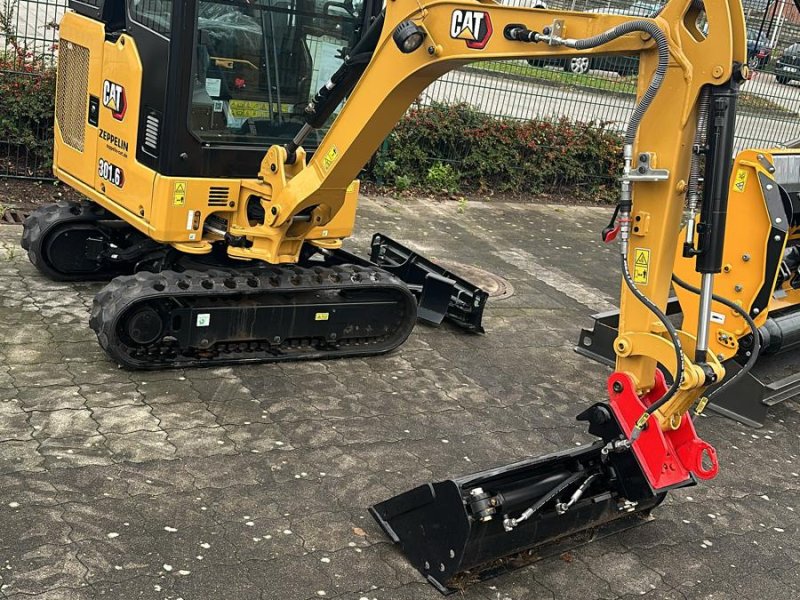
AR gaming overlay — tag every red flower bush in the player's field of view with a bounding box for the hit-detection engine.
[1,5,57,175]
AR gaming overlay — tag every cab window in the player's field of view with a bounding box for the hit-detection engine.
[130,0,173,36]
[189,0,360,146]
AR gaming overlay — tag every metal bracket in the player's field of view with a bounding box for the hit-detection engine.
[547,19,565,45]
[625,153,670,183]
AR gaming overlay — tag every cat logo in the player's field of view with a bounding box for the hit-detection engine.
[102,80,127,121]
[450,10,493,49]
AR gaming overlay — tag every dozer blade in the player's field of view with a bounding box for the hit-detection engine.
[311,234,488,332]
[370,396,703,594]
[368,234,488,332]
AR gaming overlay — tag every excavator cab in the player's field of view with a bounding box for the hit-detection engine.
[68,0,381,179]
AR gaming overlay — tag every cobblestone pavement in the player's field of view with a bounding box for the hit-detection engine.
[0,197,798,600]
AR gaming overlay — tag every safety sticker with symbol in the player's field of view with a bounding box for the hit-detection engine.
[633,248,650,285]
[733,168,748,193]
[174,181,187,206]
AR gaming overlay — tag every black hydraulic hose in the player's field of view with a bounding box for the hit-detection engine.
[572,20,668,145]
[671,274,761,404]
[686,89,710,206]
[620,255,685,437]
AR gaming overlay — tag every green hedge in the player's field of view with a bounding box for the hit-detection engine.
[0,49,57,173]
[369,103,623,203]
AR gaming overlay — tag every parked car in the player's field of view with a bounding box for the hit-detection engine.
[775,42,800,84]
[747,28,773,70]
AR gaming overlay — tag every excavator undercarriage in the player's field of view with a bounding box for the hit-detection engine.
[24,0,488,370]
[22,200,485,369]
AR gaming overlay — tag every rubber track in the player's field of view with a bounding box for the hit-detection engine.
[21,200,120,281]
[90,265,417,370]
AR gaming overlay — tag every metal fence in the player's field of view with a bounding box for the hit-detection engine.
[3,0,800,180]
[0,0,62,179]
[423,0,800,155]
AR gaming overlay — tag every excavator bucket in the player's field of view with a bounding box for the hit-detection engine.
[370,402,679,594]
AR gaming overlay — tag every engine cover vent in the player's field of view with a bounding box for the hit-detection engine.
[55,40,90,152]
[143,112,160,156]
[208,186,231,207]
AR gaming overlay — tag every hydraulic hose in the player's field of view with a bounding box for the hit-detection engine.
[671,274,761,404]
[620,253,685,436]
[686,89,710,211]
[571,20,669,145]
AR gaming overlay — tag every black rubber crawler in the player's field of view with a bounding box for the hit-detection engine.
[90,265,417,370]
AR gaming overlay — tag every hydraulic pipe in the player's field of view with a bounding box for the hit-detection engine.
[695,272,715,360]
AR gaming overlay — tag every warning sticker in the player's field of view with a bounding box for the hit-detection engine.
[733,168,748,193]
[322,146,338,171]
[174,181,187,206]
[633,248,650,285]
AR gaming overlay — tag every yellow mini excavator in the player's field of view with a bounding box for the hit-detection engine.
[19,0,790,593]
[22,0,488,369]
[577,146,800,428]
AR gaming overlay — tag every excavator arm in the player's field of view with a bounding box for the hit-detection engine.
[218,0,753,591]
[241,0,746,454]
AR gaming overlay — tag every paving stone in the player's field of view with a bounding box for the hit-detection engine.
[0,198,798,600]
[92,405,159,435]
[0,440,45,474]
[30,409,97,440]
[168,427,237,458]
[103,431,175,463]
[0,402,32,441]
[38,435,113,469]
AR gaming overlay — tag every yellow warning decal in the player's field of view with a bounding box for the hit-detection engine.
[229,100,271,119]
[633,248,650,285]
[174,181,187,206]
[315,312,330,321]
[733,168,748,193]
[322,146,338,171]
